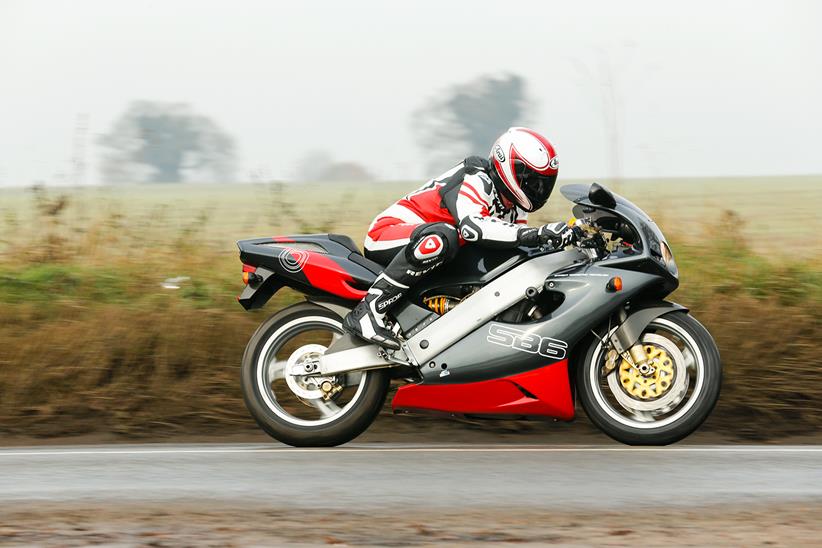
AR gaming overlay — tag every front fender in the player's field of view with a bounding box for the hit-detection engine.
[610,301,688,353]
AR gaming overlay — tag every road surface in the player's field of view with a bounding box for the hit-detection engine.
[2,443,820,508]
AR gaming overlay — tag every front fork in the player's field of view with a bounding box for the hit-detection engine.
[602,307,657,376]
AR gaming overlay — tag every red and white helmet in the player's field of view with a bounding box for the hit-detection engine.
[489,127,559,212]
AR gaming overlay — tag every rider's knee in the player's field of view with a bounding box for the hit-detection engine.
[406,222,459,266]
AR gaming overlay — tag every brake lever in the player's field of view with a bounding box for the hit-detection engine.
[578,233,607,249]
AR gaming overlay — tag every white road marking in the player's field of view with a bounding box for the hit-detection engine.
[0,445,820,457]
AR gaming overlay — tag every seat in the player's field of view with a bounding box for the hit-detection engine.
[328,233,383,276]
[328,234,362,255]
[348,253,383,276]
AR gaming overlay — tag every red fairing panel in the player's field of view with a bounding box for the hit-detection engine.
[286,249,367,300]
[392,360,575,420]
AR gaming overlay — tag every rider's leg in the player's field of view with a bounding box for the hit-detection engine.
[362,219,420,266]
[344,222,459,349]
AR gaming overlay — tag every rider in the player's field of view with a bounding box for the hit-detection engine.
[343,127,579,349]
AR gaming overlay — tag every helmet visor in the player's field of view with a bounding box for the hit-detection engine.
[514,160,556,211]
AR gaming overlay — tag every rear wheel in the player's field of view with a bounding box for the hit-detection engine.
[241,303,390,447]
[577,311,721,445]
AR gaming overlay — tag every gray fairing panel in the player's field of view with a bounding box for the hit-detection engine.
[405,250,588,365]
[420,263,662,384]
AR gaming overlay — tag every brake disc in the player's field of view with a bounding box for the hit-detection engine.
[606,333,689,415]
[618,344,674,400]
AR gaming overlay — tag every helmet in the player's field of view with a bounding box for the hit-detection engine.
[489,127,558,212]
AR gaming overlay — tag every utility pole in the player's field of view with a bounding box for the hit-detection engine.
[70,113,89,186]
[572,42,636,192]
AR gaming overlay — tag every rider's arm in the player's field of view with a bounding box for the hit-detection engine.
[451,173,541,248]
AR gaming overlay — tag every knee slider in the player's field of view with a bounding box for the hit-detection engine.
[406,223,458,266]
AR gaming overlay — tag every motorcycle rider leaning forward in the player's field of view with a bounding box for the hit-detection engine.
[344,127,580,350]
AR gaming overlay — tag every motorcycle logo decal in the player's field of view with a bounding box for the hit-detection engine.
[549,156,559,170]
[486,324,568,361]
[414,235,443,260]
[278,247,309,274]
[494,144,506,162]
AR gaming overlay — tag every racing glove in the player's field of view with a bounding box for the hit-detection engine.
[537,222,579,248]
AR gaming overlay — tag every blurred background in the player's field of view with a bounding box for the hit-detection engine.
[0,0,820,444]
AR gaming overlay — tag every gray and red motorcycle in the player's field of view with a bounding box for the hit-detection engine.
[236,183,721,446]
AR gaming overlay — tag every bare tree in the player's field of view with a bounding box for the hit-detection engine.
[98,101,236,183]
[412,74,530,174]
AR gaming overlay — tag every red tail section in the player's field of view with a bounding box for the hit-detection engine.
[280,248,368,301]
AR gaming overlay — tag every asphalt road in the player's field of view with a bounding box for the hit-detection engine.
[1,444,820,510]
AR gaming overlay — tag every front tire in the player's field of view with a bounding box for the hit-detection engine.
[241,303,390,447]
[577,311,721,445]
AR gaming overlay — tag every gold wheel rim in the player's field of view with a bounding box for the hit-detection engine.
[618,344,676,400]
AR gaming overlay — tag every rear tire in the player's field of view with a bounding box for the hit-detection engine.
[241,303,390,447]
[577,311,721,445]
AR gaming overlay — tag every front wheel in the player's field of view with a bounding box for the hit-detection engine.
[241,302,390,447]
[577,311,721,445]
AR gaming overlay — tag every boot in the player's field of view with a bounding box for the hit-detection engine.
[343,273,408,350]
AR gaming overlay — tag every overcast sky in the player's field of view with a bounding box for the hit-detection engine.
[1,0,820,185]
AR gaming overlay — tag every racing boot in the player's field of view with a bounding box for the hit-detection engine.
[343,273,408,350]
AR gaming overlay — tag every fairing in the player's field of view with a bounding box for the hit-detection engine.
[392,359,574,419]
[560,183,679,289]
[413,263,662,384]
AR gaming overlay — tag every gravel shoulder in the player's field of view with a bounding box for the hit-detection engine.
[1,502,820,546]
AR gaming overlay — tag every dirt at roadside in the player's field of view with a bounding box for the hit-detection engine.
[1,501,819,546]
[2,410,822,448]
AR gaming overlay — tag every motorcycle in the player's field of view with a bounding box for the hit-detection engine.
[236,183,721,447]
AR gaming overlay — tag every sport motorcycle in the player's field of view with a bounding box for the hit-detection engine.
[236,183,721,446]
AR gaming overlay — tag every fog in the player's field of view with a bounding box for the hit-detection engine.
[1,0,820,185]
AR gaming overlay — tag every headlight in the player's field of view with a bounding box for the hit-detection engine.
[661,241,678,276]
[661,241,674,264]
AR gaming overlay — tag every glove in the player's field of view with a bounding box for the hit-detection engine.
[537,222,579,248]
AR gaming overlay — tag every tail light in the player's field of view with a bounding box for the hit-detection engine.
[242,264,259,285]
